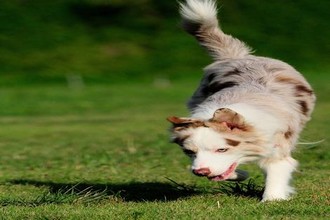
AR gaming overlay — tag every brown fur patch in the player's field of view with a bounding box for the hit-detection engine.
[295,84,313,96]
[225,138,241,146]
[284,128,293,139]
[210,108,254,132]
[297,100,309,115]
[275,76,301,85]
[167,116,205,131]
[206,121,231,133]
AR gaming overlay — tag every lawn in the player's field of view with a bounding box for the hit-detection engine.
[0,73,329,219]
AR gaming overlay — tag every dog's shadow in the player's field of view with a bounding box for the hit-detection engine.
[5,178,263,206]
[7,179,199,203]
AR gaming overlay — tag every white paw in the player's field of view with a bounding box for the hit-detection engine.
[261,193,290,202]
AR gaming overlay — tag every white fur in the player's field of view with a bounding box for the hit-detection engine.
[187,127,238,175]
[260,157,298,202]
[180,0,218,26]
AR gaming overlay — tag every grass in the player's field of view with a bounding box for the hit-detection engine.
[0,0,329,85]
[0,75,329,219]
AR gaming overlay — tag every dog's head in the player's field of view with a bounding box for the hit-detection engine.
[167,108,264,181]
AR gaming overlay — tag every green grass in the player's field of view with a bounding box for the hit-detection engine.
[0,0,329,85]
[0,74,329,219]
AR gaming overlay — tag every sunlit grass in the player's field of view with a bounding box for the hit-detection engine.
[0,78,329,218]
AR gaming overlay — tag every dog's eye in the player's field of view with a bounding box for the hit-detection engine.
[183,149,196,155]
[215,148,228,153]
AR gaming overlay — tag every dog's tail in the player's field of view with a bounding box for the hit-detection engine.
[180,0,252,60]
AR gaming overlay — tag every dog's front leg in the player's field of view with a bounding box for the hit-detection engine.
[260,157,298,202]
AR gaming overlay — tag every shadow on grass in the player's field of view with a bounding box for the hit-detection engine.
[3,179,263,206]
[6,179,199,204]
[216,180,264,200]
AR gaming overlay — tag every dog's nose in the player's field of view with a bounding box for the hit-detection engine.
[193,168,211,176]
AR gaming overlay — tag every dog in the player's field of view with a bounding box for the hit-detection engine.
[167,0,316,202]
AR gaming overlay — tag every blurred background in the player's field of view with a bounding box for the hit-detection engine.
[0,0,329,86]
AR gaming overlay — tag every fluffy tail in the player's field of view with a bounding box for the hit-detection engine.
[179,0,252,60]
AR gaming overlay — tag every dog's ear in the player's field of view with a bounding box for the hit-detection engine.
[210,108,251,131]
[167,116,204,130]
[167,116,193,125]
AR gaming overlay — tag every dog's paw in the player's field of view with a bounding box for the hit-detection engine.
[261,194,290,202]
[262,184,295,202]
[261,190,294,202]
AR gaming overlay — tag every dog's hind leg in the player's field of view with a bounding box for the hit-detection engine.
[259,157,298,202]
